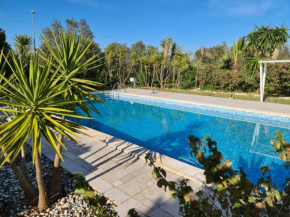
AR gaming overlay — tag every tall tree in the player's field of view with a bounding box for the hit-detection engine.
[0,28,10,53]
[232,37,245,73]
[104,43,132,87]
[172,52,190,88]
[0,28,12,77]
[40,19,103,80]
[104,43,117,84]
[158,37,176,88]
[40,20,64,52]
[79,19,94,39]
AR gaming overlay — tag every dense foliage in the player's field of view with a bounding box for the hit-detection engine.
[197,64,290,95]
[99,24,289,96]
[0,28,12,77]
[145,132,290,217]
[3,22,290,95]
[0,31,102,211]
[40,19,105,81]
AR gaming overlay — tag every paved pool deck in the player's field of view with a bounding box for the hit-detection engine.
[37,127,208,217]
[114,89,290,118]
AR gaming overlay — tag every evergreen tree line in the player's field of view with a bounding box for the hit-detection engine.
[1,19,290,94]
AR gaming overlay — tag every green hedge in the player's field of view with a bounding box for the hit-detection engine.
[197,64,290,95]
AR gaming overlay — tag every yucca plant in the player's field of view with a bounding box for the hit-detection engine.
[0,51,92,211]
[39,30,103,199]
[14,34,32,58]
[246,25,289,59]
[244,25,290,75]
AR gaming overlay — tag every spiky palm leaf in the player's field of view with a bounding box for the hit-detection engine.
[14,34,32,57]
[0,51,92,166]
[233,37,245,63]
[246,25,289,57]
[39,30,103,117]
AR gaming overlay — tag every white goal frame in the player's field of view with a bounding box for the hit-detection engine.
[259,60,290,102]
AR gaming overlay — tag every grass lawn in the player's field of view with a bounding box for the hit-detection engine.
[137,87,290,105]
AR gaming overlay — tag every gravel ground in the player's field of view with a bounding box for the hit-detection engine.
[0,147,117,217]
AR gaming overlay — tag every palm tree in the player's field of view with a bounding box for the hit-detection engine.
[246,25,289,59]
[104,44,116,85]
[150,52,162,88]
[0,52,92,211]
[193,60,203,88]
[244,25,289,73]
[159,37,175,88]
[172,52,190,88]
[14,34,32,58]
[116,46,129,86]
[39,30,103,200]
[232,37,245,73]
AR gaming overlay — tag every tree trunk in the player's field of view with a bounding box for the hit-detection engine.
[21,144,30,182]
[4,150,38,204]
[35,149,50,211]
[271,47,280,60]
[195,68,199,88]
[49,115,65,200]
[151,69,155,88]
[233,61,238,73]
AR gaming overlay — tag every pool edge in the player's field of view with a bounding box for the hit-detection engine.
[81,127,206,186]
[114,91,290,119]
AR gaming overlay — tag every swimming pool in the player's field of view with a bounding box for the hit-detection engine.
[76,94,290,188]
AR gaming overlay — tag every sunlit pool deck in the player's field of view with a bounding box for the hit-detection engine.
[40,89,289,217]
[112,88,290,118]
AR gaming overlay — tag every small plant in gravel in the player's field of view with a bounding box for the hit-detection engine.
[145,133,290,217]
[127,208,143,217]
[74,172,118,217]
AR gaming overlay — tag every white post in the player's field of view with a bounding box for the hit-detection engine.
[262,63,267,101]
[260,63,263,102]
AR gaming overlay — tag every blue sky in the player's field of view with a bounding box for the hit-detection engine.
[0,0,289,52]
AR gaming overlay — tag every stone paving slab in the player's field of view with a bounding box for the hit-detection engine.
[36,127,206,217]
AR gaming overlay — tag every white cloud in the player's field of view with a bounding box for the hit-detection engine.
[208,0,273,16]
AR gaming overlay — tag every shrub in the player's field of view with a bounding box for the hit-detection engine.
[180,67,197,89]
[265,64,290,95]
[198,69,249,92]
[196,63,290,95]
[145,133,290,217]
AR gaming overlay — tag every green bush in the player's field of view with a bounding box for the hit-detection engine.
[196,64,290,95]
[180,67,197,89]
[145,133,290,217]
[198,69,251,92]
[265,64,290,95]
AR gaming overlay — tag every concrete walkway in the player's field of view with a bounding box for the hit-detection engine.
[117,89,290,118]
[38,127,207,217]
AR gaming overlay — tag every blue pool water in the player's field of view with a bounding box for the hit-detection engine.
[75,94,290,188]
